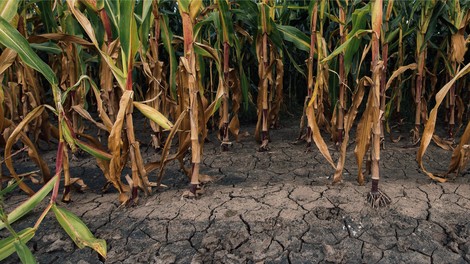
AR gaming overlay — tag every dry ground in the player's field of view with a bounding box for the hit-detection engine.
[1,120,470,264]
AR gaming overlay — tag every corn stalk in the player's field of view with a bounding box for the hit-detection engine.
[366,0,391,208]
[412,0,437,143]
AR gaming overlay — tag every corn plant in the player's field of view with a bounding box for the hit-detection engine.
[1,0,470,219]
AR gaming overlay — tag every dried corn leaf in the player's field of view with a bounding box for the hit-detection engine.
[72,105,108,131]
[306,105,335,168]
[417,62,470,182]
[333,77,368,183]
[385,63,417,91]
[448,121,470,174]
[28,33,94,47]
[450,33,467,63]
[354,91,374,185]
[4,105,45,195]
[0,48,16,75]
[108,90,133,200]
[66,0,126,88]
[157,110,188,185]
[431,135,454,151]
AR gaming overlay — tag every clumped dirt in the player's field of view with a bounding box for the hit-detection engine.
[1,121,470,264]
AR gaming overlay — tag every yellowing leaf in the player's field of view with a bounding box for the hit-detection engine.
[0,228,36,261]
[52,204,107,258]
[0,175,57,230]
[133,101,173,130]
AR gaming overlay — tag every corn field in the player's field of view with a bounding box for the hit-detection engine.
[0,0,469,260]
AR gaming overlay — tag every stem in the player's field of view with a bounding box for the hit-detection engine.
[181,12,201,186]
[371,0,383,186]
[415,38,426,134]
[62,144,71,202]
[34,203,52,229]
[50,141,64,203]
[380,43,388,140]
[449,62,456,138]
[221,41,230,149]
[337,5,346,144]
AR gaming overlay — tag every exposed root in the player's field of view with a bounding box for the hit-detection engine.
[367,189,391,208]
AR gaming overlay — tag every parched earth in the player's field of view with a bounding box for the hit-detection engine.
[2,121,470,264]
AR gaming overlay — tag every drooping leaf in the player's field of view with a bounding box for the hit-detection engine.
[133,101,173,130]
[322,29,373,64]
[74,139,112,161]
[4,106,46,195]
[0,175,58,230]
[52,204,107,258]
[0,17,58,86]
[67,0,126,89]
[276,24,310,52]
[417,62,470,182]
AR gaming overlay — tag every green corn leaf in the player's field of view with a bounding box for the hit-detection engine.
[322,29,373,63]
[29,43,62,55]
[0,0,18,23]
[0,17,58,86]
[0,175,58,230]
[344,3,370,75]
[67,0,126,89]
[133,101,174,130]
[74,139,112,161]
[14,240,36,264]
[160,15,177,98]
[194,42,220,65]
[177,0,190,13]
[104,0,119,31]
[283,43,306,78]
[0,179,23,197]
[276,24,310,52]
[137,0,153,53]
[0,228,36,261]
[119,0,139,73]
[385,27,400,44]
[37,1,58,33]
[217,0,234,45]
[52,204,107,259]
[194,11,216,40]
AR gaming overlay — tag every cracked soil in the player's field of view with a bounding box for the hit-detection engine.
[2,121,470,264]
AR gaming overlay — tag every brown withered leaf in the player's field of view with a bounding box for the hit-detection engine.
[72,105,108,131]
[306,105,335,168]
[333,78,368,183]
[354,91,374,185]
[0,48,16,75]
[448,121,470,175]
[417,62,470,182]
